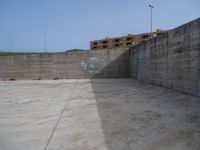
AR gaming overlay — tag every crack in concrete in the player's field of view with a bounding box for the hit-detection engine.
[43,80,77,150]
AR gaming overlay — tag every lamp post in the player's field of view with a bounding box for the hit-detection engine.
[147,4,154,82]
[43,32,47,52]
[149,4,154,38]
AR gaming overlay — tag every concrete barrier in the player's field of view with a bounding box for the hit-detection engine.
[0,48,130,80]
[130,18,200,96]
[0,18,199,96]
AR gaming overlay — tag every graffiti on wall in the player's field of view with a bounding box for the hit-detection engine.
[81,57,105,74]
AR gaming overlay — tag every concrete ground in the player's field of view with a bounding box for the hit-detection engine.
[0,79,200,150]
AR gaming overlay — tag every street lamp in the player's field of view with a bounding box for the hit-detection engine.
[43,32,47,52]
[147,4,154,80]
[149,4,154,38]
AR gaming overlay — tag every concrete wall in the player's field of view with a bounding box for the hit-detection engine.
[130,18,200,96]
[0,48,130,80]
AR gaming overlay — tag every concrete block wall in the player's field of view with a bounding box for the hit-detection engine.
[0,48,130,80]
[130,18,200,96]
[83,48,130,78]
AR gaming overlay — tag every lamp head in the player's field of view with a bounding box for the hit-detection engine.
[149,4,154,8]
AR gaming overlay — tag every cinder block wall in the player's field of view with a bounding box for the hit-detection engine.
[0,48,130,80]
[130,18,200,96]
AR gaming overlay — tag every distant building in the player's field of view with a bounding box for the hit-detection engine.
[90,29,167,50]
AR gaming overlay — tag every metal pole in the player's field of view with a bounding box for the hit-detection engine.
[149,4,154,38]
[43,32,47,52]
[147,4,154,82]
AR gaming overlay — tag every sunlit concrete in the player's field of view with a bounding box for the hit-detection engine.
[0,79,200,150]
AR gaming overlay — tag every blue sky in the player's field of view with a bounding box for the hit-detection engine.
[0,0,199,52]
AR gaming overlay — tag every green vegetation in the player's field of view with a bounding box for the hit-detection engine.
[65,49,88,52]
[0,52,48,56]
[0,49,88,56]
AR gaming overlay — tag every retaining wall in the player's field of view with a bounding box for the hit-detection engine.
[0,18,199,96]
[0,48,130,80]
[130,18,200,96]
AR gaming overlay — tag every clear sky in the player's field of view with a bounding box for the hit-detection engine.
[0,0,199,52]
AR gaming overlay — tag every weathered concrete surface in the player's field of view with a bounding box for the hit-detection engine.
[0,48,129,80]
[0,79,200,150]
[130,17,200,96]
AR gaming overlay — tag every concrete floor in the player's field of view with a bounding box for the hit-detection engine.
[0,79,200,150]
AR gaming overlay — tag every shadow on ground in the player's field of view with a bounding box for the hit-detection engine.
[90,79,200,150]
